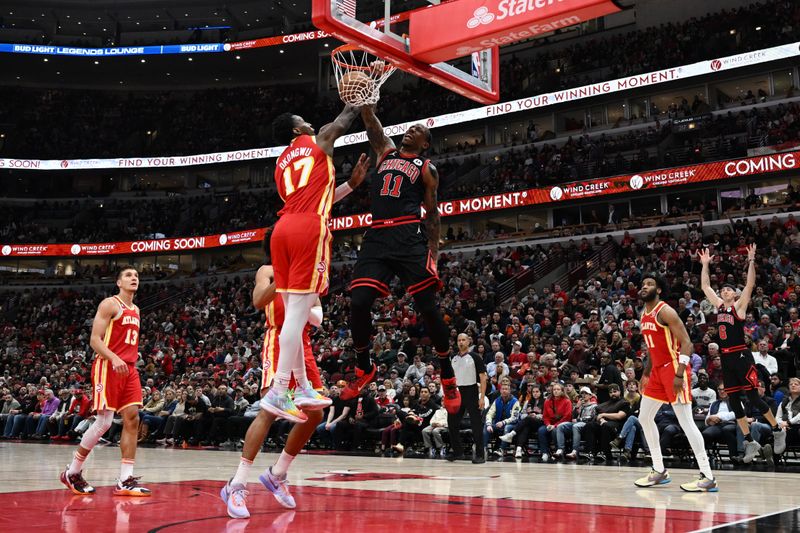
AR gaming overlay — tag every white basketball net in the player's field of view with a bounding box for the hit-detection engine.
[332,46,396,106]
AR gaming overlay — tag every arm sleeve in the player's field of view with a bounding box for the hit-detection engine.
[308,306,323,327]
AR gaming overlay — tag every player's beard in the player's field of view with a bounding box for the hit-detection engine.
[640,289,657,302]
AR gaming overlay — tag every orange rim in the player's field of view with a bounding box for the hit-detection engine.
[331,44,394,72]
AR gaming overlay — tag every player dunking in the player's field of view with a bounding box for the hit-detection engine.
[262,105,362,422]
[634,274,717,492]
[700,244,787,460]
[221,159,368,519]
[340,103,461,414]
[61,266,150,496]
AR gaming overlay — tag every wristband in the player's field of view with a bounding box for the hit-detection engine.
[678,354,691,365]
[674,374,685,379]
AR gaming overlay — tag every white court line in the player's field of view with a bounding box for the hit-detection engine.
[688,504,800,532]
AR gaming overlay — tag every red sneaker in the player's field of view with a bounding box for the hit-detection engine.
[441,377,461,414]
[340,364,376,401]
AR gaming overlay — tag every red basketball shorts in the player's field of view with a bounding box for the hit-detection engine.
[261,327,322,391]
[91,358,143,413]
[271,213,332,295]
[643,360,691,404]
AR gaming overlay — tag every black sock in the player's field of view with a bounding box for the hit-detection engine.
[744,433,753,442]
[437,350,454,380]
[355,347,372,373]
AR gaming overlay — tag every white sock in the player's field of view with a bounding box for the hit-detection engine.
[639,397,665,473]
[119,459,134,482]
[674,402,714,480]
[271,370,291,394]
[271,451,296,478]
[67,450,88,475]
[292,368,310,390]
[232,457,253,487]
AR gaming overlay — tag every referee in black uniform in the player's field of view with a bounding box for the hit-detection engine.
[447,333,488,463]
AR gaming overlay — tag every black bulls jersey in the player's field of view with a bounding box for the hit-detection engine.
[370,149,428,223]
[716,305,746,352]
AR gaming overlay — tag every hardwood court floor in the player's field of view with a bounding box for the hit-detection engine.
[1,441,797,532]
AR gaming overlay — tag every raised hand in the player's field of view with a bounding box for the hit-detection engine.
[698,248,713,266]
[747,243,756,261]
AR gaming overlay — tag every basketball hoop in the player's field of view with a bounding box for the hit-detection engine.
[331,44,396,106]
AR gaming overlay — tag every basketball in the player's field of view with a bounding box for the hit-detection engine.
[337,70,372,104]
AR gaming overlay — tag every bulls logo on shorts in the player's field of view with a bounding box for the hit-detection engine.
[316,261,327,273]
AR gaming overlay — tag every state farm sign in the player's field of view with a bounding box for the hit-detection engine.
[409,0,622,62]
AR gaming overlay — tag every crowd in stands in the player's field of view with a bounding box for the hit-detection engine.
[3,99,799,246]
[2,212,800,464]
[0,0,798,161]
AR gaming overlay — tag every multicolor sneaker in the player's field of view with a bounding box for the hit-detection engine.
[292,384,332,410]
[743,439,762,463]
[113,476,151,497]
[220,479,250,519]
[441,377,462,415]
[773,428,787,455]
[259,467,296,509]
[634,468,671,488]
[60,466,95,495]
[680,473,718,493]
[339,364,376,401]
[260,389,308,424]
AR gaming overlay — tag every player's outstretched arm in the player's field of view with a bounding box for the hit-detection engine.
[422,162,441,261]
[316,104,360,155]
[698,248,723,308]
[253,265,276,309]
[90,298,128,375]
[737,243,757,316]
[333,153,370,204]
[360,104,394,157]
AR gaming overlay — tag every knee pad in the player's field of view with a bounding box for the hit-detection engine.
[350,286,380,349]
[350,286,379,314]
[744,389,770,415]
[727,391,746,419]
[412,288,450,352]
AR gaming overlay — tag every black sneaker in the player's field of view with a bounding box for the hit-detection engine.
[472,453,486,464]
[60,466,95,495]
[114,476,151,497]
[446,453,465,462]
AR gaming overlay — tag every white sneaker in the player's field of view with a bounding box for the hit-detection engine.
[499,430,516,443]
[492,448,504,458]
[514,446,523,458]
[541,453,550,462]
[554,449,564,459]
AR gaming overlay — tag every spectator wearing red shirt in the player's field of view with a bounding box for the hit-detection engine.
[537,383,573,461]
[55,387,92,439]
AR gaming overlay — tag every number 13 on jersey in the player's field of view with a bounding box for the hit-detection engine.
[282,156,315,196]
